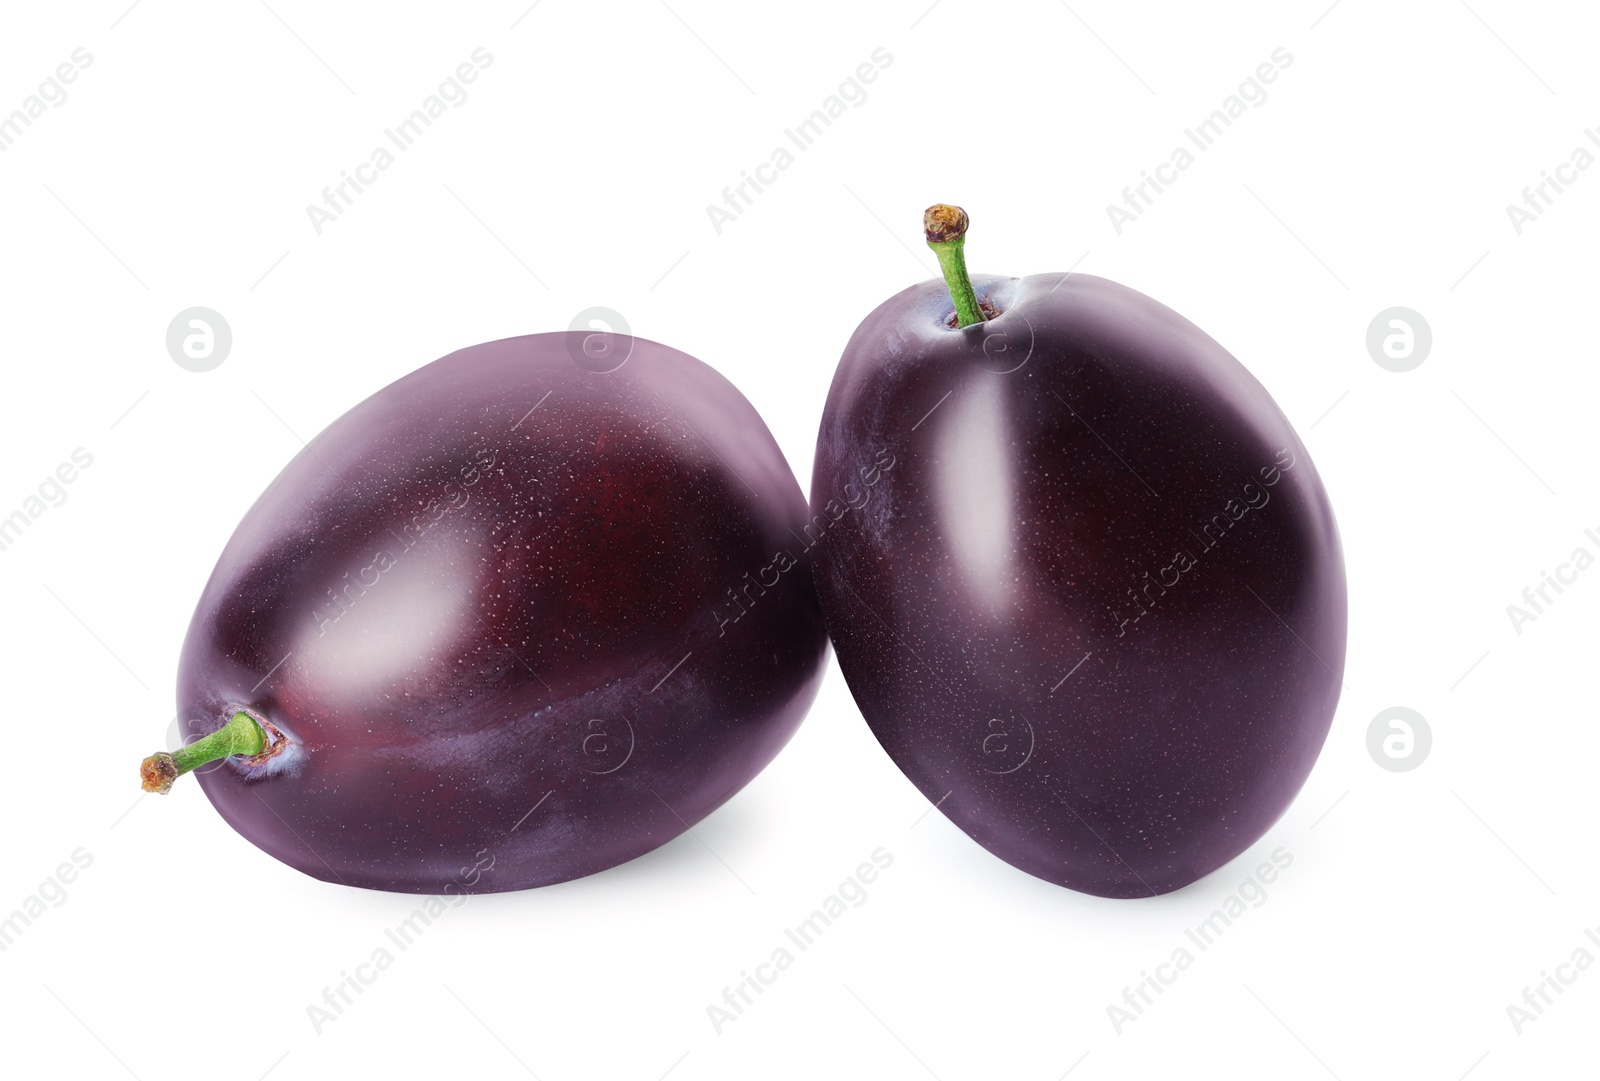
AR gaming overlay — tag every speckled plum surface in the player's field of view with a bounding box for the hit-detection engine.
[179,332,828,893]
[810,273,1346,898]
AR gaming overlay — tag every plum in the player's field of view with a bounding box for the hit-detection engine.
[141,332,828,893]
[808,205,1346,898]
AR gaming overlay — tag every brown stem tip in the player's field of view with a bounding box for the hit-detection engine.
[141,752,179,795]
[923,204,970,245]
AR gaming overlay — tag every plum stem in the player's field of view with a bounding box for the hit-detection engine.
[924,203,984,328]
[140,711,267,794]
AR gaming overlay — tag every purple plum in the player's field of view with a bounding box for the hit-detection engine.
[808,205,1346,898]
[142,332,828,893]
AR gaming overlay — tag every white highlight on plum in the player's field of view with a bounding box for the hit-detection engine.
[295,543,475,701]
[935,379,1015,612]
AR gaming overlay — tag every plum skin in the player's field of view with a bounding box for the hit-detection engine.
[810,273,1347,898]
[180,333,828,893]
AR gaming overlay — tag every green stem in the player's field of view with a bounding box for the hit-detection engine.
[924,203,984,328]
[141,711,267,794]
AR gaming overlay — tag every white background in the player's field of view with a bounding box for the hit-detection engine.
[1,1,1595,1077]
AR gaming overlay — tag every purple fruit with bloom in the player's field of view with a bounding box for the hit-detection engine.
[141,331,828,893]
[808,205,1346,897]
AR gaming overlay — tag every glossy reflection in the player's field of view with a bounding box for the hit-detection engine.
[935,378,1015,615]
[811,274,1346,898]
[180,333,829,893]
